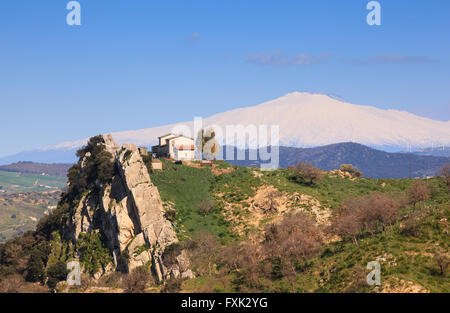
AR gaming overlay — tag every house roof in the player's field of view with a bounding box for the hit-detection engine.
[158,133,176,139]
[168,134,195,141]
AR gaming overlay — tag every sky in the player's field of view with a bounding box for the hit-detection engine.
[0,0,449,158]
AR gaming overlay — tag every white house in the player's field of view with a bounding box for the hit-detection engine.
[152,133,195,160]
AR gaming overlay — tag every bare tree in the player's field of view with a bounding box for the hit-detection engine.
[185,230,218,276]
[330,192,399,244]
[260,191,281,214]
[123,266,153,293]
[439,163,450,189]
[198,199,216,216]
[434,251,449,277]
[292,162,323,186]
[262,213,322,291]
[409,181,429,210]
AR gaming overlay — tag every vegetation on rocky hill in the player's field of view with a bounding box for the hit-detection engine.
[0,150,448,293]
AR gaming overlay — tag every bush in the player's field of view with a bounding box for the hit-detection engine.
[438,163,450,189]
[434,251,449,277]
[330,192,399,244]
[161,278,183,293]
[124,266,152,293]
[291,162,323,186]
[25,249,46,283]
[409,181,430,209]
[77,232,112,276]
[198,199,216,216]
[185,230,218,276]
[46,261,69,290]
[340,164,363,178]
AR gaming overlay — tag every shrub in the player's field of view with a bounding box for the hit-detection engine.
[25,249,46,283]
[185,230,218,276]
[409,181,430,209]
[77,232,112,276]
[161,278,183,293]
[162,242,183,268]
[198,199,216,216]
[164,209,177,222]
[124,266,152,293]
[438,163,450,188]
[262,212,322,291]
[434,251,449,277]
[330,192,399,244]
[340,164,363,178]
[291,162,323,186]
[46,261,69,290]
[0,274,49,293]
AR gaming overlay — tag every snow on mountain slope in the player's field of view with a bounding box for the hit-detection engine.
[4,92,450,163]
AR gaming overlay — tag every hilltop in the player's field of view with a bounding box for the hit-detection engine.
[0,135,448,293]
[0,162,72,177]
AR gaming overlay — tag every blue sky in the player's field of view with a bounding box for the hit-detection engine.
[0,0,449,157]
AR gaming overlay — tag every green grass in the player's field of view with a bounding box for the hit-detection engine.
[0,170,66,192]
[150,160,235,242]
[261,169,445,210]
[175,165,449,293]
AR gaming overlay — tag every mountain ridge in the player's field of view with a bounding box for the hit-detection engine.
[223,142,450,179]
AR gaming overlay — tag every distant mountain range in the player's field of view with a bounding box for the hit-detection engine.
[407,146,450,157]
[1,92,449,165]
[0,162,72,177]
[2,143,447,179]
[223,143,450,179]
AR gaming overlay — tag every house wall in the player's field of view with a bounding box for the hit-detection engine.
[159,134,176,146]
[168,137,194,157]
[174,149,195,160]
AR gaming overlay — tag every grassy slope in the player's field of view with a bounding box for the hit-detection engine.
[151,160,236,242]
[0,170,66,192]
[150,161,448,293]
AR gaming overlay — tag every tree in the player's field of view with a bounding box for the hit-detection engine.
[330,192,399,244]
[124,266,152,293]
[197,199,216,216]
[291,162,323,185]
[434,251,449,277]
[185,230,218,276]
[439,163,450,189]
[409,181,429,210]
[260,191,280,214]
[25,249,46,283]
[46,261,69,290]
[262,213,322,291]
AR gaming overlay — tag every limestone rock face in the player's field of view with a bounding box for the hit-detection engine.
[67,135,192,281]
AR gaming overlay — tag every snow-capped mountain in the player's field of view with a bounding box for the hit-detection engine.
[1,92,449,164]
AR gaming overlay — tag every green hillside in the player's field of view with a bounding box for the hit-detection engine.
[0,170,67,193]
[0,159,448,293]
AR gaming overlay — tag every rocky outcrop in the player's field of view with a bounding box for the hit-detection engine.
[66,134,193,281]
